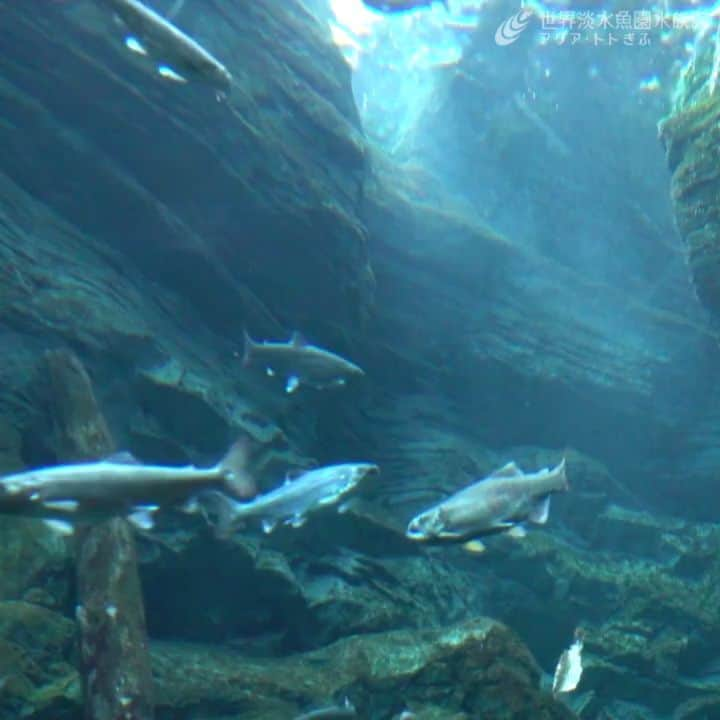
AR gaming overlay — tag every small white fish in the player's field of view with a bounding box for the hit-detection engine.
[198,463,378,538]
[241,331,364,394]
[552,629,585,696]
[100,0,233,90]
[293,697,357,719]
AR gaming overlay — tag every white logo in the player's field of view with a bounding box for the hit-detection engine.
[495,8,533,46]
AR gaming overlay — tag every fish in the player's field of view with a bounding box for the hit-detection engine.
[362,0,448,12]
[293,697,357,719]
[241,331,365,394]
[0,440,255,533]
[196,463,379,537]
[552,628,584,695]
[99,0,233,90]
[405,458,568,547]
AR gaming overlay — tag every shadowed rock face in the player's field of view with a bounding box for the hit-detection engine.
[659,35,720,320]
[0,0,373,341]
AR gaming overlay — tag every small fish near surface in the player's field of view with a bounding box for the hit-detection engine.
[405,457,568,552]
[0,440,255,535]
[195,462,379,538]
[552,628,585,696]
[241,330,365,394]
[293,697,357,720]
[97,0,233,91]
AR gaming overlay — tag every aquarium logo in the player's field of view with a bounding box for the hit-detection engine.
[495,7,533,45]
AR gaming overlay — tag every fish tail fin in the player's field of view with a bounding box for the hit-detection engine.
[557,455,569,490]
[241,330,256,367]
[219,438,256,498]
[197,490,242,539]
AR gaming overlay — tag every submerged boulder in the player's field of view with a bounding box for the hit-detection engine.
[150,617,576,720]
[0,601,79,720]
[659,39,720,319]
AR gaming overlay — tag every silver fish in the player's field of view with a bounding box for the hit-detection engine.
[552,629,584,696]
[294,697,357,720]
[406,458,568,548]
[362,0,447,13]
[199,462,378,537]
[100,0,233,90]
[241,331,364,394]
[0,440,254,533]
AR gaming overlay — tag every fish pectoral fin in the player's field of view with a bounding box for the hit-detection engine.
[507,524,527,539]
[285,376,300,394]
[124,36,148,55]
[41,500,79,513]
[337,499,355,514]
[42,519,75,537]
[463,539,487,554]
[490,461,523,479]
[290,331,308,347]
[528,495,551,524]
[157,65,188,83]
[287,514,307,529]
[262,518,277,534]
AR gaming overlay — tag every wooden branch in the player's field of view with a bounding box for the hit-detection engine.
[44,349,154,720]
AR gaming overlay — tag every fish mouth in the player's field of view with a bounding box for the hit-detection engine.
[405,520,429,541]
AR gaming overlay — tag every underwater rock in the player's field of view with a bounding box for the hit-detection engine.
[659,36,720,319]
[76,518,154,720]
[0,517,71,609]
[136,520,483,651]
[673,695,720,720]
[357,171,713,500]
[0,165,308,481]
[477,505,720,718]
[149,617,576,719]
[0,0,373,339]
[0,601,79,720]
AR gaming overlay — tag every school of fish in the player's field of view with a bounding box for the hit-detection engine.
[4,0,584,710]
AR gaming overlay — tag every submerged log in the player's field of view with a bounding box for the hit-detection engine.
[44,349,154,720]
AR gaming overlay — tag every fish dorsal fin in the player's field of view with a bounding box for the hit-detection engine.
[490,461,522,479]
[285,469,305,484]
[290,331,308,347]
[105,451,141,465]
